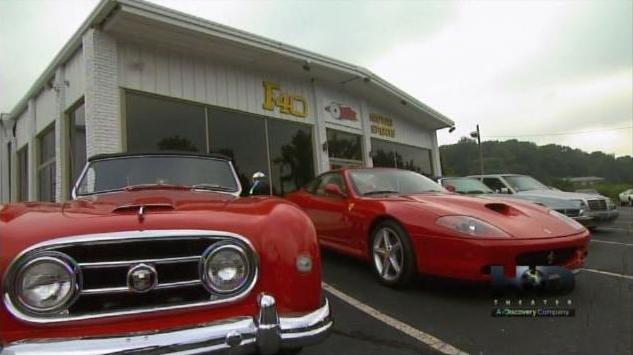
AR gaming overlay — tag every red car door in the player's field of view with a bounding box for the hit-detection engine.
[297,173,354,249]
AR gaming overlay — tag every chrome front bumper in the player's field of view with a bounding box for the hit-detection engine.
[1,294,332,355]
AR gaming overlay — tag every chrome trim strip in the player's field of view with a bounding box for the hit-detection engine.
[0,295,332,355]
[2,230,259,324]
[79,255,202,268]
[81,280,202,295]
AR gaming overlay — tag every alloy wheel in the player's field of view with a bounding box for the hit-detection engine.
[372,227,404,281]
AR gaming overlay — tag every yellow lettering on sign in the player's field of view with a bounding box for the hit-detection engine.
[262,81,308,118]
[369,113,396,138]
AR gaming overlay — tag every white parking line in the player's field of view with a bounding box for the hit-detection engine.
[591,239,633,247]
[322,282,469,355]
[579,268,633,280]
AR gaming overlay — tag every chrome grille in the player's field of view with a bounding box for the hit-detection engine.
[554,209,581,218]
[4,230,258,323]
[587,199,607,211]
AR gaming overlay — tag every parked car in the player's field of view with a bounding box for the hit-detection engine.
[619,189,633,206]
[0,152,331,354]
[440,177,593,226]
[469,174,618,228]
[286,168,589,286]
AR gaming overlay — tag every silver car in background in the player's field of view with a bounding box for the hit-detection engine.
[466,174,618,228]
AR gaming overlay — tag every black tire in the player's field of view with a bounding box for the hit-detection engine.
[369,220,416,287]
[277,347,303,355]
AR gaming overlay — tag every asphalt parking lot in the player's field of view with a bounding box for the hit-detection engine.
[305,207,633,355]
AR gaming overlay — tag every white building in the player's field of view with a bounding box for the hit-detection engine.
[0,0,454,202]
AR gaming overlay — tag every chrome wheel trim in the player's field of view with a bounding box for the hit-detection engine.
[372,227,404,282]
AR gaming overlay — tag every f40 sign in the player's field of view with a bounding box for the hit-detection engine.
[262,81,308,118]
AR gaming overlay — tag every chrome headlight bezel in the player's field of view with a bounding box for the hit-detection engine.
[199,242,254,295]
[7,251,82,315]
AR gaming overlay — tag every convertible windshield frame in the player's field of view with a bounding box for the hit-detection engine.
[71,154,242,199]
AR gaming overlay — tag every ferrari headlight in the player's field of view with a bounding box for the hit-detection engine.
[201,243,251,294]
[436,216,510,238]
[13,253,80,314]
[549,210,584,231]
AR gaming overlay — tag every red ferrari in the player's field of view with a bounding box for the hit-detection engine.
[286,168,590,286]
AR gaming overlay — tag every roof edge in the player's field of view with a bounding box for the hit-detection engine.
[8,0,454,129]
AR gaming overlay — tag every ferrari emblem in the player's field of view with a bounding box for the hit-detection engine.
[546,251,556,265]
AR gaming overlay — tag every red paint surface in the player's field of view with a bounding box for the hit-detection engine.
[0,190,321,344]
[286,168,590,281]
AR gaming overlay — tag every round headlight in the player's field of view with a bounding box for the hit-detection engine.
[13,253,79,314]
[201,244,251,294]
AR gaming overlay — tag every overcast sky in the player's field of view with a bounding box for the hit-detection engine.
[1,0,631,156]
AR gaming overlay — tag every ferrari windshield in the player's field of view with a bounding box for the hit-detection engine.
[504,175,549,192]
[349,169,445,196]
[75,155,239,196]
[442,177,493,194]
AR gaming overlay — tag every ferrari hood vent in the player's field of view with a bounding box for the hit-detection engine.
[484,203,522,216]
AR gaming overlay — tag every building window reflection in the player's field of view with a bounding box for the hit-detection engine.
[371,138,433,175]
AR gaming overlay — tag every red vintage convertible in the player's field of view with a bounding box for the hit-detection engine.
[286,168,590,286]
[0,152,331,354]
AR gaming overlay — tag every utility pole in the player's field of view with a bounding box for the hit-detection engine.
[470,125,484,175]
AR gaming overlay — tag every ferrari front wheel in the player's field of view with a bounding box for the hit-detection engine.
[370,221,416,287]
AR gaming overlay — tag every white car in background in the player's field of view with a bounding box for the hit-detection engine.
[469,174,619,229]
[619,189,633,206]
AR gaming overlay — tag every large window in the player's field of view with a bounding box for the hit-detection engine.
[268,119,314,196]
[38,126,56,202]
[17,146,28,201]
[208,108,268,195]
[126,92,207,153]
[371,138,433,175]
[68,101,86,193]
[326,129,363,169]
[125,92,314,196]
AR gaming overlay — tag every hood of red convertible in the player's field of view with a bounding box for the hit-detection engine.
[65,188,238,215]
[0,188,290,256]
[389,192,586,238]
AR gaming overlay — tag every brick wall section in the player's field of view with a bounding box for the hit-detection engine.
[83,28,121,159]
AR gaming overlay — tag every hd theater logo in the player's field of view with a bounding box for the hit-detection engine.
[324,102,358,121]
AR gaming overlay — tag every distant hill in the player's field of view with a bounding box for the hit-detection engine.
[439,138,633,185]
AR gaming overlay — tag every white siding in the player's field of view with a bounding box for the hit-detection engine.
[64,48,85,109]
[367,105,434,149]
[35,88,56,133]
[117,41,315,124]
[14,109,30,150]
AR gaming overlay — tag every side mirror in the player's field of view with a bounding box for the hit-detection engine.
[249,172,268,196]
[324,183,346,198]
[500,187,511,194]
[252,171,266,182]
[445,185,456,193]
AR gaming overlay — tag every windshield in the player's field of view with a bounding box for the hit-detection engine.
[503,175,549,192]
[442,178,493,194]
[349,169,445,196]
[75,155,239,196]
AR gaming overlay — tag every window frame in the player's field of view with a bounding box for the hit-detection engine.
[16,145,28,202]
[37,123,57,202]
[66,98,87,198]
